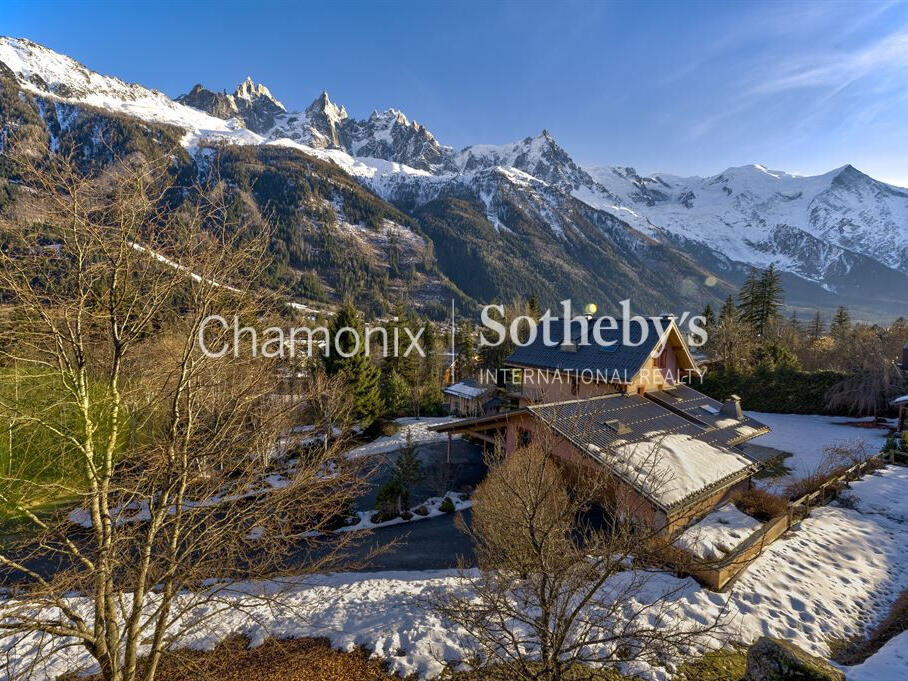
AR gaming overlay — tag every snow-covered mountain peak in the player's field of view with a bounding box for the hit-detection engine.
[0,36,163,102]
[721,163,800,179]
[294,90,348,148]
[175,77,285,135]
[453,129,598,191]
[232,76,284,109]
[306,91,347,124]
[368,108,410,127]
[0,36,263,148]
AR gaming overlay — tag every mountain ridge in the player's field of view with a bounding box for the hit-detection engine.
[1,36,905,320]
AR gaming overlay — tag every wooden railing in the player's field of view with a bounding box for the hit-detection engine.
[675,453,889,590]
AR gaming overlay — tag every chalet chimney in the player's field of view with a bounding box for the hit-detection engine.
[721,394,742,420]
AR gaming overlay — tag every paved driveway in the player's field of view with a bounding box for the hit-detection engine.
[344,508,476,571]
[344,438,484,570]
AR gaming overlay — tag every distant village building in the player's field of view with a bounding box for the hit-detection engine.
[433,316,770,537]
[443,379,493,417]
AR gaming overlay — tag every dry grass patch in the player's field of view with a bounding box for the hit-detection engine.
[673,647,747,681]
[76,636,409,681]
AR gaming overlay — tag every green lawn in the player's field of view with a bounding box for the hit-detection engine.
[0,365,126,523]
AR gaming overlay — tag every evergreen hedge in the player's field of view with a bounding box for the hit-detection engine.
[698,367,847,415]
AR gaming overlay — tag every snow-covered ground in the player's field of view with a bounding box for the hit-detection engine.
[845,629,908,681]
[345,417,462,458]
[745,411,890,486]
[7,466,908,681]
[675,503,764,560]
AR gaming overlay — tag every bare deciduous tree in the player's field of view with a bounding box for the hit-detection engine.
[430,430,726,681]
[0,151,367,681]
[826,329,905,419]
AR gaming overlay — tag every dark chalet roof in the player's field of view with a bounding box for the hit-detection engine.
[647,383,770,447]
[504,316,678,383]
[529,391,761,513]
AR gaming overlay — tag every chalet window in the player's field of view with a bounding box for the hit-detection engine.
[519,428,532,447]
[654,344,668,369]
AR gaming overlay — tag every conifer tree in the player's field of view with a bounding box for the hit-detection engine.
[455,320,477,378]
[738,265,783,337]
[808,311,824,342]
[384,303,419,386]
[391,430,424,511]
[418,320,444,411]
[830,306,852,342]
[381,367,410,415]
[324,300,383,426]
[527,293,541,321]
[702,303,716,331]
[719,294,737,322]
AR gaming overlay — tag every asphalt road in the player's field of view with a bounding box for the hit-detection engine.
[355,439,487,511]
[343,508,476,571]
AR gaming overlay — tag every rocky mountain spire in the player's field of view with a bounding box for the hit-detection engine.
[232,76,283,109]
[301,91,348,148]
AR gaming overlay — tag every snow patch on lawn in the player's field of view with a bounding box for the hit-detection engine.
[844,629,908,681]
[745,411,889,485]
[346,417,463,458]
[843,465,908,522]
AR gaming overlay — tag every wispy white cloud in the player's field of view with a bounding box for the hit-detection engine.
[686,18,908,140]
[747,30,908,96]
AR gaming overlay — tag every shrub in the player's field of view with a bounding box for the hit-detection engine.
[784,471,848,501]
[836,492,860,510]
[887,433,908,453]
[784,442,876,501]
[375,479,403,515]
[370,510,396,524]
[733,488,788,521]
[413,505,429,516]
[439,496,456,513]
[399,511,413,521]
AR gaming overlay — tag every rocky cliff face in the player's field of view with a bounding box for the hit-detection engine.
[176,77,285,134]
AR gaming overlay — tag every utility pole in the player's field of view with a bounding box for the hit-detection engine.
[450,298,456,384]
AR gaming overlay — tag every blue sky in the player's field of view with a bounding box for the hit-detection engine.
[6,0,908,185]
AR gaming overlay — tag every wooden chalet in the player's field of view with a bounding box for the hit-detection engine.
[443,379,494,417]
[432,316,770,537]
